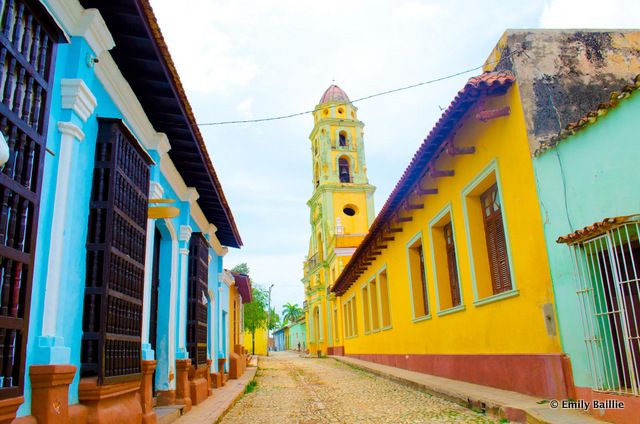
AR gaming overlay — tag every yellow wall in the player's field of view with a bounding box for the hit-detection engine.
[229,285,241,348]
[243,327,268,355]
[338,84,560,355]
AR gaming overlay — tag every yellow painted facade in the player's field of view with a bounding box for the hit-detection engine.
[303,85,375,355]
[243,327,268,355]
[229,283,243,350]
[334,83,561,357]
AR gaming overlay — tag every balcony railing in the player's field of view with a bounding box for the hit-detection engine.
[305,252,320,273]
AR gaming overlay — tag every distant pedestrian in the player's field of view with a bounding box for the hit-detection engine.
[297,342,301,351]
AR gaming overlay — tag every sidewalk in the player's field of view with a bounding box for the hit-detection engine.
[171,357,258,424]
[330,355,607,424]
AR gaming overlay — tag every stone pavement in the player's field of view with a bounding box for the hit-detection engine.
[220,350,501,423]
[332,355,607,424]
[172,359,258,424]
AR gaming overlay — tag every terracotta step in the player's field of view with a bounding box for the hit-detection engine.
[155,404,186,424]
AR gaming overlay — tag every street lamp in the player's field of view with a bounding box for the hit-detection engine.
[266,284,274,357]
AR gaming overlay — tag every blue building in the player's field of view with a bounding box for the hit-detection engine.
[273,328,286,352]
[0,0,243,423]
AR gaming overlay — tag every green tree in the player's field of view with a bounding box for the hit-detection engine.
[242,286,267,355]
[282,302,303,323]
[268,307,280,331]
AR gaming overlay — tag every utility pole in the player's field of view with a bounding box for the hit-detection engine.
[266,284,274,357]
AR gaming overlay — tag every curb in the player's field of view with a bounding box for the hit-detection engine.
[213,365,259,424]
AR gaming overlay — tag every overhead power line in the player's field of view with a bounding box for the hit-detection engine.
[197,51,517,127]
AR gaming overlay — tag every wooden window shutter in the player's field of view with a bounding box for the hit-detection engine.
[0,0,62,398]
[82,119,151,383]
[417,245,429,315]
[480,184,512,294]
[444,223,461,307]
[187,232,208,367]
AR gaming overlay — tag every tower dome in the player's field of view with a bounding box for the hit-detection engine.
[319,84,350,104]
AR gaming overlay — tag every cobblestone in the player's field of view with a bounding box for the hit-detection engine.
[220,351,500,423]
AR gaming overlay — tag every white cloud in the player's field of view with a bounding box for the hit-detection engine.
[236,98,254,118]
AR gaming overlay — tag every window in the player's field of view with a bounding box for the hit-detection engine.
[333,306,339,343]
[361,285,370,333]
[369,278,380,331]
[82,119,152,383]
[379,270,391,328]
[187,233,209,368]
[430,210,462,311]
[407,236,429,318]
[339,157,351,183]
[0,0,62,399]
[463,164,515,302]
[343,296,358,338]
[480,184,512,294]
[339,131,347,146]
[566,221,640,395]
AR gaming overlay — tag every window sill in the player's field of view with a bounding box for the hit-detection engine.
[473,289,519,307]
[345,334,359,340]
[412,314,432,323]
[372,328,381,333]
[381,325,393,331]
[436,304,466,317]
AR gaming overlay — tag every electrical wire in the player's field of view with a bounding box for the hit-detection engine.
[197,50,520,127]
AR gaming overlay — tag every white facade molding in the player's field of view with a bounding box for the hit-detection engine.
[57,121,85,142]
[149,181,164,199]
[179,225,192,243]
[181,187,199,205]
[149,132,171,157]
[42,120,85,337]
[76,9,115,57]
[46,1,114,56]
[208,223,228,257]
[61,79,97,122]
[219,270,234,287]
[334,247,357,256]
[0,132,9,166]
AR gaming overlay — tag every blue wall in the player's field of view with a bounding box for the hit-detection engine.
[532,91,640,388]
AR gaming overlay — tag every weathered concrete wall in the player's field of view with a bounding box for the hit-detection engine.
[484,30,640,155]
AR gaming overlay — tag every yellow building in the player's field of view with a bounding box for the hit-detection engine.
[331,72,570,399]
[243,327,268,355]
[303,85,375,356]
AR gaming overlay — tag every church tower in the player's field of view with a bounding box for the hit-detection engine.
[303,85,375,356]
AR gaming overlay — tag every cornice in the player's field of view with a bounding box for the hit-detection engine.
[181,187,199,205]
[179,225,192,242]
[219,270,234,287]
[149,181,164,199]
[208,224,228,257]
[46,1,114,56]
[60,79,97,122]
[57,121,85,142]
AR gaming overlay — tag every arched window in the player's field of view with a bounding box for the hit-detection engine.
[339,157,351,183]
[339,131,347,147]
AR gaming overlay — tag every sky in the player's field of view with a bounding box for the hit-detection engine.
[148,0,637,318]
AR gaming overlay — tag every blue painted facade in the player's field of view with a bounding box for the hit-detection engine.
[3,0,243,419]
[273,328,285,351]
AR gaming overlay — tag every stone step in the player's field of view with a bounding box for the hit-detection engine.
[155,404,185,424]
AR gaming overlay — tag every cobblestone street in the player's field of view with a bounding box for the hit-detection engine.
[220,351,499,423]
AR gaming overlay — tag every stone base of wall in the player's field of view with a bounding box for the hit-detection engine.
[140,361,157,424]
[175,359,192,413]
[78,377,142,424]
[576,386,640,424]
[0,396,23,424]
[29,364,76,424]
[188,366,209,406]
[155,390,175,406]
[346,353,574,399]
[68,404,88,424]
[327,346,344,356]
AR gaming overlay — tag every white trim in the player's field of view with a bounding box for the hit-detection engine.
[165,220,178,384]
[178,247,189,350]
[141,218,155,345]
[60,79,97,122]
[179,225,193,243]
[149,182,164,200]
[208,224,228,257]
[45,1,114,56]
[334,247,356,256]
[219,270,234,287]
[42,121,84,337]
[57,121,85,143]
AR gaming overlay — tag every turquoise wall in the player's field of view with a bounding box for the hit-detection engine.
[532,90,640,388]
[288,322,306,350]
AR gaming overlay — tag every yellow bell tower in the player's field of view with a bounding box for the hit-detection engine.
[303,85,375,356]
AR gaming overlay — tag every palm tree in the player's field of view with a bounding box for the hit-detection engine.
[282,302,303,323]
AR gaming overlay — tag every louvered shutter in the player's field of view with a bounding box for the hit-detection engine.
[481,184,512,294]
[444,223,461,307]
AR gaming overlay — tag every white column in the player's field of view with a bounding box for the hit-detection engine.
[177,225,192,353]
[141,182,163,350]
[41,121,85,338]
